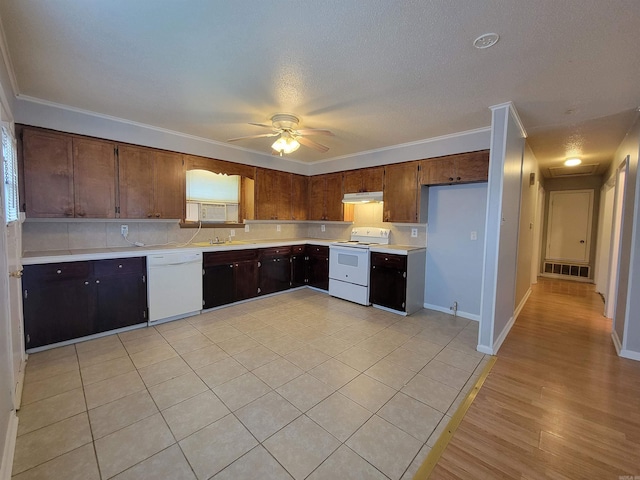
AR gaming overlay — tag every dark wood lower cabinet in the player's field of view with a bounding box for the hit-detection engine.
[203,250,259,308]
[22,257,147,350]
[369,252,407,312]
[307,245,329,291]
[290,245,307,288]
[259,247,292,295]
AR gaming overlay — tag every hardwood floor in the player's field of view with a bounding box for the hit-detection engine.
[429,278,640,479]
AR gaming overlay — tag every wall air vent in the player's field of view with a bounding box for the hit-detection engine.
[548,164,598,177]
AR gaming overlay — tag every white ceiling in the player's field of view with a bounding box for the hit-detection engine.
[1,0,639,174]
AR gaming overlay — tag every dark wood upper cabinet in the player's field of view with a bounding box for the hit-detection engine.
[153,150,185,219]
[22,128,74,218]
[291,174,308,221]
[309,173,343,221]
[344,167,384,193]
[420,150,489,185]
[255,168,292,220]
[383,162,419,223]
[118,145,155,219]
[73,137,117,218]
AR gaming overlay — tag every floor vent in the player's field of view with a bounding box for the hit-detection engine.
[544,262,590,278]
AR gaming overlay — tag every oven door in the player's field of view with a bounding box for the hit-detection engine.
[329,245,370,286]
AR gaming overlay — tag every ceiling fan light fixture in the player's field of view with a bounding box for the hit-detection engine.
[271,134,300,154]
[564,158,582,167]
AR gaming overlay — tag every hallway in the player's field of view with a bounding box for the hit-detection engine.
[430,278,640,478]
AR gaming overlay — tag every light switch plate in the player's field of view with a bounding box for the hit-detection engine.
[230,229,235,237]
[276,224,281,232]
[411,228,418,238]
[470,231,477,241]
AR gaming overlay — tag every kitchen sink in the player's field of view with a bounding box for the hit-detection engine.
[189,240,255,247]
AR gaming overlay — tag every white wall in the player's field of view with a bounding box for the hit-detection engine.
[424,183,487,320]
[478,103,526,354]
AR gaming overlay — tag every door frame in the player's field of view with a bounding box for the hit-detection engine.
[545,189,594,263]
[605,157,628,319]
[594,176,616,298]
[531,182,545,284]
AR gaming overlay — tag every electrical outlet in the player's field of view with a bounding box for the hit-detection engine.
[470,231,477,241]
[276,224,281,232]
[245,224,250,232]
[411,228,418,238]
[321,224,326,232]
[120,225,128,237]
[230,229,235,237]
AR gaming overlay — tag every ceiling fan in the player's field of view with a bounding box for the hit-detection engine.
[227,113,334,155]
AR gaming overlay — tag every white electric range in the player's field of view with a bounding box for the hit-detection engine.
[329,227,390,305]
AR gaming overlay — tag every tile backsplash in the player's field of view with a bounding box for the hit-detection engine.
[22,215,426,253]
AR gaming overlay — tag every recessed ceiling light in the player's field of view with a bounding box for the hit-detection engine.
[564,158,582,167]
[473,33,500,49]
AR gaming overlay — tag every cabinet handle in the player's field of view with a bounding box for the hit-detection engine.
[64,209,73,217]
[449,177,454,182]
[155,213,161,218]
[84,281,89,285]
[147,213,153,218]
[95,280,100,284]
[118,264,123,268]
[56,269,62,274]
[456,177,461,181]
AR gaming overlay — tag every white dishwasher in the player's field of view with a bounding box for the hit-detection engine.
[147,251,203,324]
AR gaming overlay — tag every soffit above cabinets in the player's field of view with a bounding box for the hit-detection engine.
[0,1,639,170]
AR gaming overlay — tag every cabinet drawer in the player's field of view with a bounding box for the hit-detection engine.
[24,261,91,282]
[291,245,305,255]
[93,257,145,277]
[259,246,292,257]
[307,245,328,255]
[204,249,257,267]
[370,253,407,270]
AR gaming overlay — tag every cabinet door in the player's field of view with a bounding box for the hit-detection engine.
[455,151,489,183]
[22,128,74,218]
[324,172,344,221]
[307,245,329,290]
[343,170,362,194]
[234,259,259,301]
[383,162,418,222]
[22,263,93,349]
[361,167,384,192]
[291,245,307,287]
[153,151,184,219]
[255,168,291,220]
[73,137,117,218]
[259,248,291,295]
[118,145,155,218]
[420,157,455,185]
[291,174,308,221]
[203,264,235,308]
[369,253,407,311]
[308,176,326,220]
[93,257,147,332]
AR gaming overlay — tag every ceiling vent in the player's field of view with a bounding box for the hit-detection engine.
[548,164,599,177]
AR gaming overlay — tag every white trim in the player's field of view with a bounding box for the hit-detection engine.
[0,19,18,105]
[423,303,480,321]
[620,349,640,362]
[476,344,494,355]
[311,126,492,165]
[489,101,527,138]
[13,358,24,410]
[492,315,516,354]
[513,288,531,320]
[0,412,17,480]
[611,331,622,355]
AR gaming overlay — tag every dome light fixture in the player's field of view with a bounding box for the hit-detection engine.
[271,132,300,154]
[564,158,582,167]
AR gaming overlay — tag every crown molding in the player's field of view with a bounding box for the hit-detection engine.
[490,101,527,138]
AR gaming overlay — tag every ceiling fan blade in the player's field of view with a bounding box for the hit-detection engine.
[295,129,335,136]
[227,133,279,142]
[297,136,329,153]
[248,122,276,129]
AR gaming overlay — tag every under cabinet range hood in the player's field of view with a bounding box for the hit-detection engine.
[342,191,384,204]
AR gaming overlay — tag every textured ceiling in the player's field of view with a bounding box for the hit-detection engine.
[0,0,639,172]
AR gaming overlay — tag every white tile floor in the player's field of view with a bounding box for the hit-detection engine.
[13,289,487,480]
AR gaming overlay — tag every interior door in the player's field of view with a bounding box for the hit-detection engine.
[6,220,24,406]
[546,190,593,263]
[595,183,615,296]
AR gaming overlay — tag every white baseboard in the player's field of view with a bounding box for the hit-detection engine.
[611,331,622,355]
[423,303,480,322]
[476,344,494,355]
[513,288,531,321]
[0,412,18,480]
[491,315,516,355]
